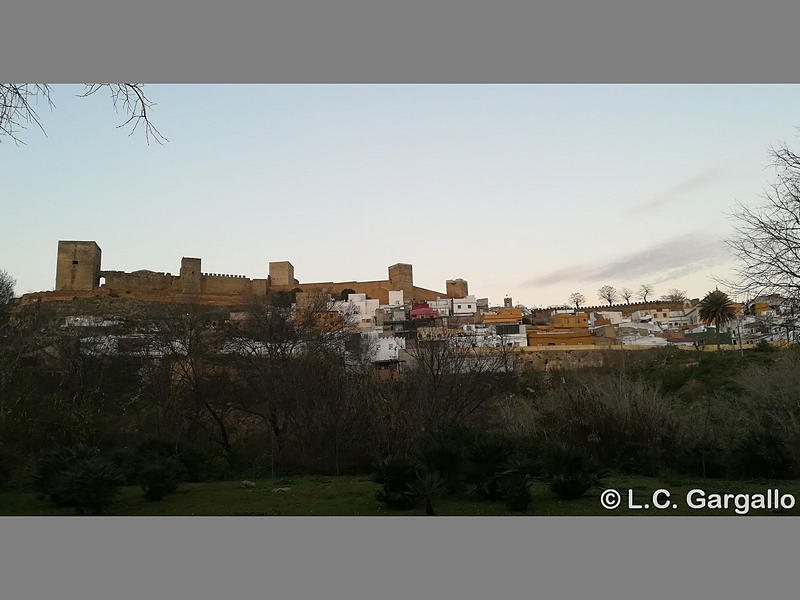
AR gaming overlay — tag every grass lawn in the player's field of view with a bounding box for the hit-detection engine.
[3,474,800,516]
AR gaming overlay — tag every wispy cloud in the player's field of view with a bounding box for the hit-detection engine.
[521,232,729,287]
[626,160,732,215]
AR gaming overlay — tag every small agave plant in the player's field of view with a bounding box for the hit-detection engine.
[407,470,448,516]
[497,457,533,513]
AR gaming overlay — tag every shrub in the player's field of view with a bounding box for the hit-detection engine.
[543,444,602,500]
[33,445,102,505]
[729,431,796,480]
[728,353,800,478]
[139,456,184,501]
[550,474,594,500]
[755,339,775,352]
[108,446,140,485]
[533,375,678,475]
[416,429,474,494]
[179,445,216,482]
[407,470,448,515]
[672,443,727,479]
[374,456,420,509]
[465,433,515,500]
[47,456,124,515]
[0,450,17,491]
[498,467,532,512]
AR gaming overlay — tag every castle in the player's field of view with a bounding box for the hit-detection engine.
[43,240,469,306]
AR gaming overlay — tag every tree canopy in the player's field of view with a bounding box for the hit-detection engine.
[0,269,15,305]
[698,289,737,350]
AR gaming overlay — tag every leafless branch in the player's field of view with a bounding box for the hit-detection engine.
[78,83,167,144]
[0,83,166,144]
[0,84,53,144]
[725,142,800,304]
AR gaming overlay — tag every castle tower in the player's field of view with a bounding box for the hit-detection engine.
[180,257,202,294]
[446,278,469,298]
[55,241,102,291]
[388,263,413,296]
[269,261,295,288]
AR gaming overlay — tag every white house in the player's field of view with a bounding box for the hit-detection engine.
[359,330,406,362]
[331,293,380,329]
[427,297,452,317]
[451,323,527,348]
[653,310,691,330]
[619,334,669,347]
[452,295,477,315]
[388,290,404,307]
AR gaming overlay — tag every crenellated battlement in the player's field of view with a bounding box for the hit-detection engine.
[48,240,468,306]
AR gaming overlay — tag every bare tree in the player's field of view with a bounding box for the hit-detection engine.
[638,284,654,302]
[0,269,15,305]
[597,285,617,306]
[401,335,509,434]
[727,142,800,303]
[224,292,360,472]
[147,305,234,454]
[661,288,687,302]
[0,84,166,144]
[568,292,586,310]
[620,287,633,304]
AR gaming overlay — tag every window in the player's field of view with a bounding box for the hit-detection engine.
[72,260,79,265]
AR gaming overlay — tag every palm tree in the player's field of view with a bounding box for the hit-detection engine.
[698,289,737,350]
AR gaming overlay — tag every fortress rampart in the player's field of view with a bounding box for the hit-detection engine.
[29,240,467,306]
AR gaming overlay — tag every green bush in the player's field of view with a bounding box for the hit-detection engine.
[407,470,448,515]
[498,467,532,512]
[417,430,474,494]
[533,375,678,475]
[544,444,602,500]
[47,456,124,515]
[139,456,184,501]
[0,450,17,491]
[755,339,775,353]
[374,456,420,509]
[108,446,140,485]
[550,473,594,500]
[672,443,727,479]
[33,445,102,506]
[465,434,515,500]
[729,431,796,480]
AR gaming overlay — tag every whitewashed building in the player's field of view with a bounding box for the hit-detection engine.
[359,330,406,362]
[388,290,404,307]
[427,297,452,317]
[331,293,380,329]
[452,295,477,315]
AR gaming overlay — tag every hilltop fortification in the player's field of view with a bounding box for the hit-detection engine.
[24,240,469,306]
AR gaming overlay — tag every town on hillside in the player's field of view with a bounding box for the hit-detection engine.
[15,240,800,375]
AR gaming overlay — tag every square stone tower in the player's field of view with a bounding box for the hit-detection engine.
[56,241,102,291]
[269,261,295,287]
[180,257,202,294]
[388,263,413,296]
[446,278,469,298]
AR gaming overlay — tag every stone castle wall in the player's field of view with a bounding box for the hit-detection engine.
[41,240,468,306]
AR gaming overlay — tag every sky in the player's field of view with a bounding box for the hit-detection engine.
[2,84,799,307]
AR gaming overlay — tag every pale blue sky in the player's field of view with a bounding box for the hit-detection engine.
[2,84,798,306]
